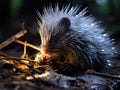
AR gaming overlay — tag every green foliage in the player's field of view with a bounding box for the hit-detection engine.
[10,0,23,14]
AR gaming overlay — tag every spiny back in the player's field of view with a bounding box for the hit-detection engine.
[37,5,117,72]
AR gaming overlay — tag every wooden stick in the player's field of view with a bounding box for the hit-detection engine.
[0,30,27,50]
[14,39,41,51]
[86,69,120,79]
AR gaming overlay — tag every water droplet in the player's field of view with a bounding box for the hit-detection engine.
[89,37,92,40]
[111,39,115,41]
[107,60,111,62]
[108,63,112,67]
[91,24,94,26]
[103,34,107,37]
[101,49,105,51]
[112,47,115,50]
[76,15,78,17]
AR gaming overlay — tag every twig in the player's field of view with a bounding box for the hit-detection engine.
[0,30,27,50]
[0,56,44,74]
[12,80,36,87]
[0,52,9,57]
[14,39,41,51]
[86,69,120,79]
[0,57,34,62]
[12,65,41,83]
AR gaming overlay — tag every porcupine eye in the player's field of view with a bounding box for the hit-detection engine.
[54,38,58,43]
[51,37,58,45]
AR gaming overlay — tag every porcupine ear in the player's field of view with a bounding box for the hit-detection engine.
[58,17,71,30]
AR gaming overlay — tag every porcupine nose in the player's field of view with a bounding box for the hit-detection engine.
[41,47,48,55]
[43,49,48,54]
[43,49,49,59]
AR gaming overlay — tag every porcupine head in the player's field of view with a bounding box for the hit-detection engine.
[36,5,117,74]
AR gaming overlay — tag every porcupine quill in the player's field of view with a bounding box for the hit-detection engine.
[35,5,117,74]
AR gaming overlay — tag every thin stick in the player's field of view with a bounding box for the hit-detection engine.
[86,69,120,79]
[24,41,27,55]
[14,39,41,51]
[0,30,27,50]
[0,57,43,74]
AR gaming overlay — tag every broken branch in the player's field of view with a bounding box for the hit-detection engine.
[0,30,27,50]
[14,39,41,51]
[86,69,120,79]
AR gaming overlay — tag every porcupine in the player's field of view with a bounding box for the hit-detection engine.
[36,5,117,74]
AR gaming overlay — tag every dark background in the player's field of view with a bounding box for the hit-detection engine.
[0,0,120,57]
